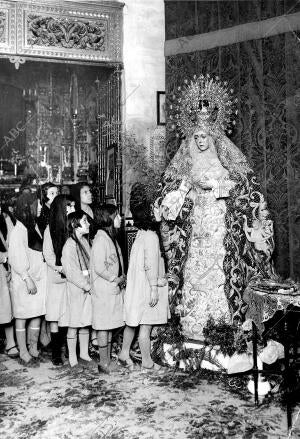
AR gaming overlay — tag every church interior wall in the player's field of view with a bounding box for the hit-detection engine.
[121,0,166,215]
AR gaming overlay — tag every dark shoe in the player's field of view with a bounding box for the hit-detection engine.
[141,362,167,374]
[30,353,43,363]
[68,362,83,372]
[28,347,41,359]
[18,357,40,368]
[98,363,110,375]
[117,357,137,371]
[79,358,94,368]
[5,345,19,358]
[108,360,122,372]
[90,339,99,350]
[89,341,99,359]
[52,357,63,366]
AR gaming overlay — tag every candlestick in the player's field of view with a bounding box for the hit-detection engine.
[72,113,78,182]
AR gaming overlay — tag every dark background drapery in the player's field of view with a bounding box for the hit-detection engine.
[165,0,300,279]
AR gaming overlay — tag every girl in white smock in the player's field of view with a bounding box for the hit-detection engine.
[8,193,46,367]
[119,207,170,371]
[0,208,18,358]
[61,210,92,367]
[43,194,75,365]
[90,204,125,373]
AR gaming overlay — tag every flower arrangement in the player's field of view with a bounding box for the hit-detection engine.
[122,130,166,204]
[202,315,253,356]
[156,314,255,373]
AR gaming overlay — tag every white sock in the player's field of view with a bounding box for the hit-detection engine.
[27,327,40,357]
[16,328,30,360]
[79,330,92,361]
[67,337,78,367]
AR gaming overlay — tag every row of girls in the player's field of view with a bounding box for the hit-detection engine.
[0,181,170,373]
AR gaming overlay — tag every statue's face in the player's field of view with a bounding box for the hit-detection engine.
[194,129,210,152]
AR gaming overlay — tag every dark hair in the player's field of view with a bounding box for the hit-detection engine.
[37,182,58,204]
[67,209,90,271]
[94,204,117,230]
[0,211,7,242]
[49,194,75,266]
[67,209,87,235]
[0,212,7,252]
[15,193,43,251]
[61,185,70,195]
[1,204,16,227]
[19,176,34,194]
[70,182,91,211]
[129,183,155,231]
[129,183,166,267]
[132,207,157,232]
[15,192,38,228]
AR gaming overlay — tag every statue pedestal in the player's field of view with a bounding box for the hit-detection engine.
[163,341,232,372]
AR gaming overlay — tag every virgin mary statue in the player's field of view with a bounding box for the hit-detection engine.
[156,75,275,343]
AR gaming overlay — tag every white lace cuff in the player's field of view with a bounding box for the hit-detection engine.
[161,181,190,221]
[212,179,234,199]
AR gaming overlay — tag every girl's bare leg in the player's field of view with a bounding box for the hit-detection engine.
[27,317,41,358]
[139,324,153,368]
[67,327,78,367]
[97,330,109,366]
[118,325,135,362]
[79,328,92,362]
[15,318,31,362]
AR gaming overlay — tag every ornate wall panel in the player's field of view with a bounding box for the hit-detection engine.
[0,1,16,53]
[16,1,122,63]
[0,1,123,63]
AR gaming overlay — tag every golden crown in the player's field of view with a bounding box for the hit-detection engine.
[168,74,238,137]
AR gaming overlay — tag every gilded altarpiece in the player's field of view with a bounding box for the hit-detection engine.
[0,0,123,206]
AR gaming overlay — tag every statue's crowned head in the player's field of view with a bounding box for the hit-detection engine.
[168,74,238,139]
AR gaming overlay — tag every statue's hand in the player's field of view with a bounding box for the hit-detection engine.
[161,189,185,221]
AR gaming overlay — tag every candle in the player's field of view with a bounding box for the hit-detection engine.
[14,163,17,176]
[71,73,78,118]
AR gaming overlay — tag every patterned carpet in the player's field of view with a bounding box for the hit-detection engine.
[0,352,299,439]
